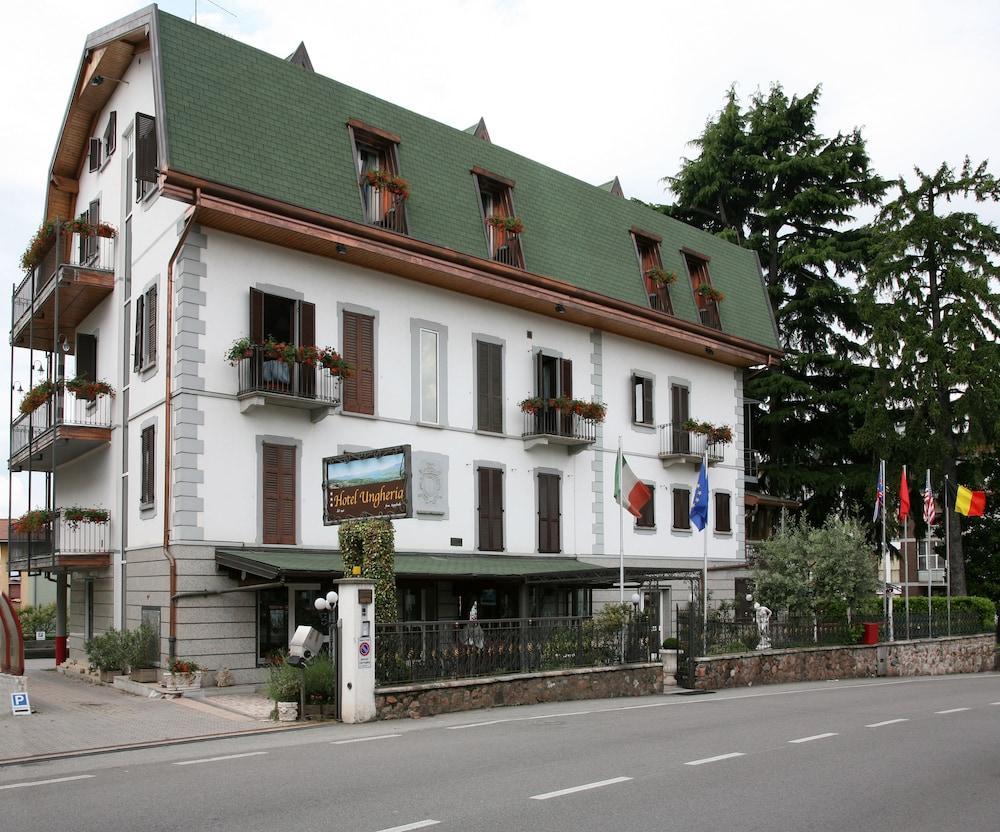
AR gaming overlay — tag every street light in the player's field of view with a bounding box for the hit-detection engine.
[630,592,641,608]
[313,591,339,715]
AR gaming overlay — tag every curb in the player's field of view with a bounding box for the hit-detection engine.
[0,719,333,768]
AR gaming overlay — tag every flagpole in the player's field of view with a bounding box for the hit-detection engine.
[926,469,933,638]
[903,465,910,640]
[702,449,709,657]
[618,436,624,607]
[945,475,951,636]
[882,460,893,642]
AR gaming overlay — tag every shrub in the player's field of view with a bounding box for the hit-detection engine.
[661,637,680,650]
[267,660,301,702]
[128,624,158,669]
[304,654,336,703]
[892,595,996,632]
[17,603,56,637]
[85,629,132,673]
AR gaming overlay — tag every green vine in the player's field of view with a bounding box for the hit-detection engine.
[338,518,398,622]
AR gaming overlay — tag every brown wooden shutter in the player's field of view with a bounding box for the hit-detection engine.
[250,288,264,343]
[477,341,502,433]
[140,426,155,505]
[342,312,359,412]
[145,286,157,366]
[673,488,690,530]
[298,301,315,346]
[559,358,573,398]
[133,293,144,371]
[537,473,561,553]
[356,314,375,414]
[262,443,296,545]
[105,111,117,155]
[637,487,655,528]
[642,377,653,426]
[89,138,101,172]
[671,384,690,453]
[478,467,503,551]
[715,493,732,533]
[76,334,97,382]
[135,113,158,187]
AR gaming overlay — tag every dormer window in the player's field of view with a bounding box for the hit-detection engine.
[632,229,673,314]
[684,251,722,330]
[474,167,524,269]
[349,119,408,235]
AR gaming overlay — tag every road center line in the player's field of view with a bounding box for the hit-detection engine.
[866,719,909,728]
[447,709,591,730]
[173,751,268,766]
[935,708,970,714]
[446,719,507,730]
[991,702,1000,706]
[531,776,632,800]
[788,733,838,744]
[373,821,440,832]
[332,734,402,745]
[685,752,746,766]
[0,774,96,790]
[523,710,591,720]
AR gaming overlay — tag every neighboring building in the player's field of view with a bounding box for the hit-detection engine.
[882,537,947,597]
[8,7,780,682]
[1,520,57,608]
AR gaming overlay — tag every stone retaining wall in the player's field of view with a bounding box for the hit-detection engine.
[376,662,662,720]
[693,634,995,690]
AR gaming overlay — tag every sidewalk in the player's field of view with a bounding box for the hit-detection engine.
[0,660,285,763]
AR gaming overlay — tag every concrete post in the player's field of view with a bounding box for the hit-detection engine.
[336,578,376,723]
[55,571,67,665]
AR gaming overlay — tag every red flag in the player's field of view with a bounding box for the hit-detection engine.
[898,467,910,521]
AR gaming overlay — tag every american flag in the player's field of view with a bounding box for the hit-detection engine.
[873,460,885,522]
[923,470,936,527]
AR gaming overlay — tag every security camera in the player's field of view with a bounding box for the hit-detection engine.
[287,625,323,667]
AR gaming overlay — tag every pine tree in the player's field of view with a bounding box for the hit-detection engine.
[662,85,887,520]
[856,159,1000,595]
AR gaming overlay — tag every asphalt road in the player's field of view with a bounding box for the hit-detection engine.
[3,673,999,832]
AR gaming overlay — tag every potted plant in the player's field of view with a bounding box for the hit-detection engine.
[646,267,677,286]
[318,347,353,378]
[225,336,255,365]
[487,215,524,235]
[20,221,57,273]
[682,419,733,445]
[12,508,54,534]
[62,506,110,527]
[384,175,410,200]
[127,624,159,683]
[64,376,115,402]
[660,637,681,688]
[696,284,725,302]
[162,658,203,692]
[85,628,131,682]
[19,379,59,415]
[267,659,301,721]
[519,397,545,415]
[579,401,607,422]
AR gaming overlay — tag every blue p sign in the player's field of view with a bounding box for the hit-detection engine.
[11,692,31,716]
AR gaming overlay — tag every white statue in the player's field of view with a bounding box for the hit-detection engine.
[754,601,772,650]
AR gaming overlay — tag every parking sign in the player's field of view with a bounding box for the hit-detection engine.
[10,692,31,716]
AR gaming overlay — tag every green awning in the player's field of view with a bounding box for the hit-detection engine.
[215,548,698,586]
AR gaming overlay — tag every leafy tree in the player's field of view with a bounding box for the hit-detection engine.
[856,159,1000,595]
[752,515,879,618]
[662,85,887,519]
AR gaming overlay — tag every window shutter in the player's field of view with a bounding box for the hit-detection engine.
[262,444,279,544]
[356,314,375,415]
[140,426,155,505]
[559,358,573,398]
[538,473,560,553]
[478,467,503,551]
[673,489,690,530]
[477,341,502,433]
[715,493,732,533]
[145,286,158,366]
[642,377,653,426]
[89,138,102,172]
[249,288,264,343]
[133,293,144,371]
[262,443,296,545]
[342,312,359,412]
[298,301,315,347]
[105,111,117,156]
[76,334,97,382]
[671,384,690,453]
[135,113,158,187]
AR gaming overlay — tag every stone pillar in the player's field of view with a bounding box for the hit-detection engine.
[55,571,68,665]
[337,578,376,723]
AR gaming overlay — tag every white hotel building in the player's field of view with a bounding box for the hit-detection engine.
[7,6,780,683]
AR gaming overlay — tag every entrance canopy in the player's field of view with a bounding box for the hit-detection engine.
[215,548,700,587]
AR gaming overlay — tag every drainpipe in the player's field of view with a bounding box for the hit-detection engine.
[163,205,198,663]
[172,581,285,601]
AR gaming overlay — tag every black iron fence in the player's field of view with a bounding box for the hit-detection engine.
[657,422,725,462]
[235,346,342,405]
[881,611,986,641]
[522,408,598,443]
[375,615,658,686]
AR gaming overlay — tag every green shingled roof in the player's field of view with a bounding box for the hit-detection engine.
[155,10,778,350]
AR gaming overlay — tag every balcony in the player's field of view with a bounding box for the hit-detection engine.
[744,449,761,482]
[491,234,524,269]
[235,345,342,421]
[8,509,112,572]
[657,422,726,469]
[12,224,116,352]
[10,386,114,472]
[522,406,598,451]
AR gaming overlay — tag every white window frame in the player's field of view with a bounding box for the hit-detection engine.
[419,327,440,425]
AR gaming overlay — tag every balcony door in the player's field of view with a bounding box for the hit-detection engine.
[671,384,690,454]
[249,289,315,397]
[534,353,572,435]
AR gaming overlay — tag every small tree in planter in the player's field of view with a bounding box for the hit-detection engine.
[85,628,132,682]
[163,658,203,692]
[267,659,301,721]
[127,624,159,683]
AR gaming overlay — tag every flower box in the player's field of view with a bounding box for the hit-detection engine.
[130,668,158,683]
[162,670,203,692]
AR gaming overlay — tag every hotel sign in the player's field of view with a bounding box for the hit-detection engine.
[323,445,411,524]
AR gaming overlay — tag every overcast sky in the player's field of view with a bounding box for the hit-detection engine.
[1,0,997,515]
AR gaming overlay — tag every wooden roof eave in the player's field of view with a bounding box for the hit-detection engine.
[162,169,782,369]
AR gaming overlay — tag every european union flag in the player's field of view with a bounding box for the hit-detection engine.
[690,457,709,531]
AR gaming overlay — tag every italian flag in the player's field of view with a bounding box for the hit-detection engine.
[614,451,652,518]
[955,485,986,517]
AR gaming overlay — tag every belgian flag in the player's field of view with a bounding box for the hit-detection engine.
[954,485,986,517]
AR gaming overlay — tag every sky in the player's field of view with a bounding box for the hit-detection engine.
[1,0,998,516]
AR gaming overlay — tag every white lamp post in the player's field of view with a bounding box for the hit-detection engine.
[313,591,339,711]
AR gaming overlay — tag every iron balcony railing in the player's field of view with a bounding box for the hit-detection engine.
[235,345,342,405]
[11,386,114,459]
[361,182,408,235]
[744,448,761,479]
[490,233,524,269]
[698,302,722,330]
[9,509,112,568]
[522,407,598,443]
[13,229,116,324]
[657,422,725,462]
[375,615,659,686]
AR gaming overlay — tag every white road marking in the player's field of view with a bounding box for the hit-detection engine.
[373,821,440,832]
[446,719,507,730]
[173,751,268,766]
[530,776,632,800]
[866,718,909,728]
[523,710,591,720]
[935,707,970,714]
[597,702,674,712]
[685,752,746,766]
[788,733,838,744]
[991,702,1000,706]
[0,774,95,790]
[332,734,402,745]
[446,710,591,730]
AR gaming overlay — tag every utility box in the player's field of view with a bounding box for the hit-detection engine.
[337,578,376,723]
[862,622,880,645]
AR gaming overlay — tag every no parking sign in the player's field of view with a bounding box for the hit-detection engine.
[10,691,31,716]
